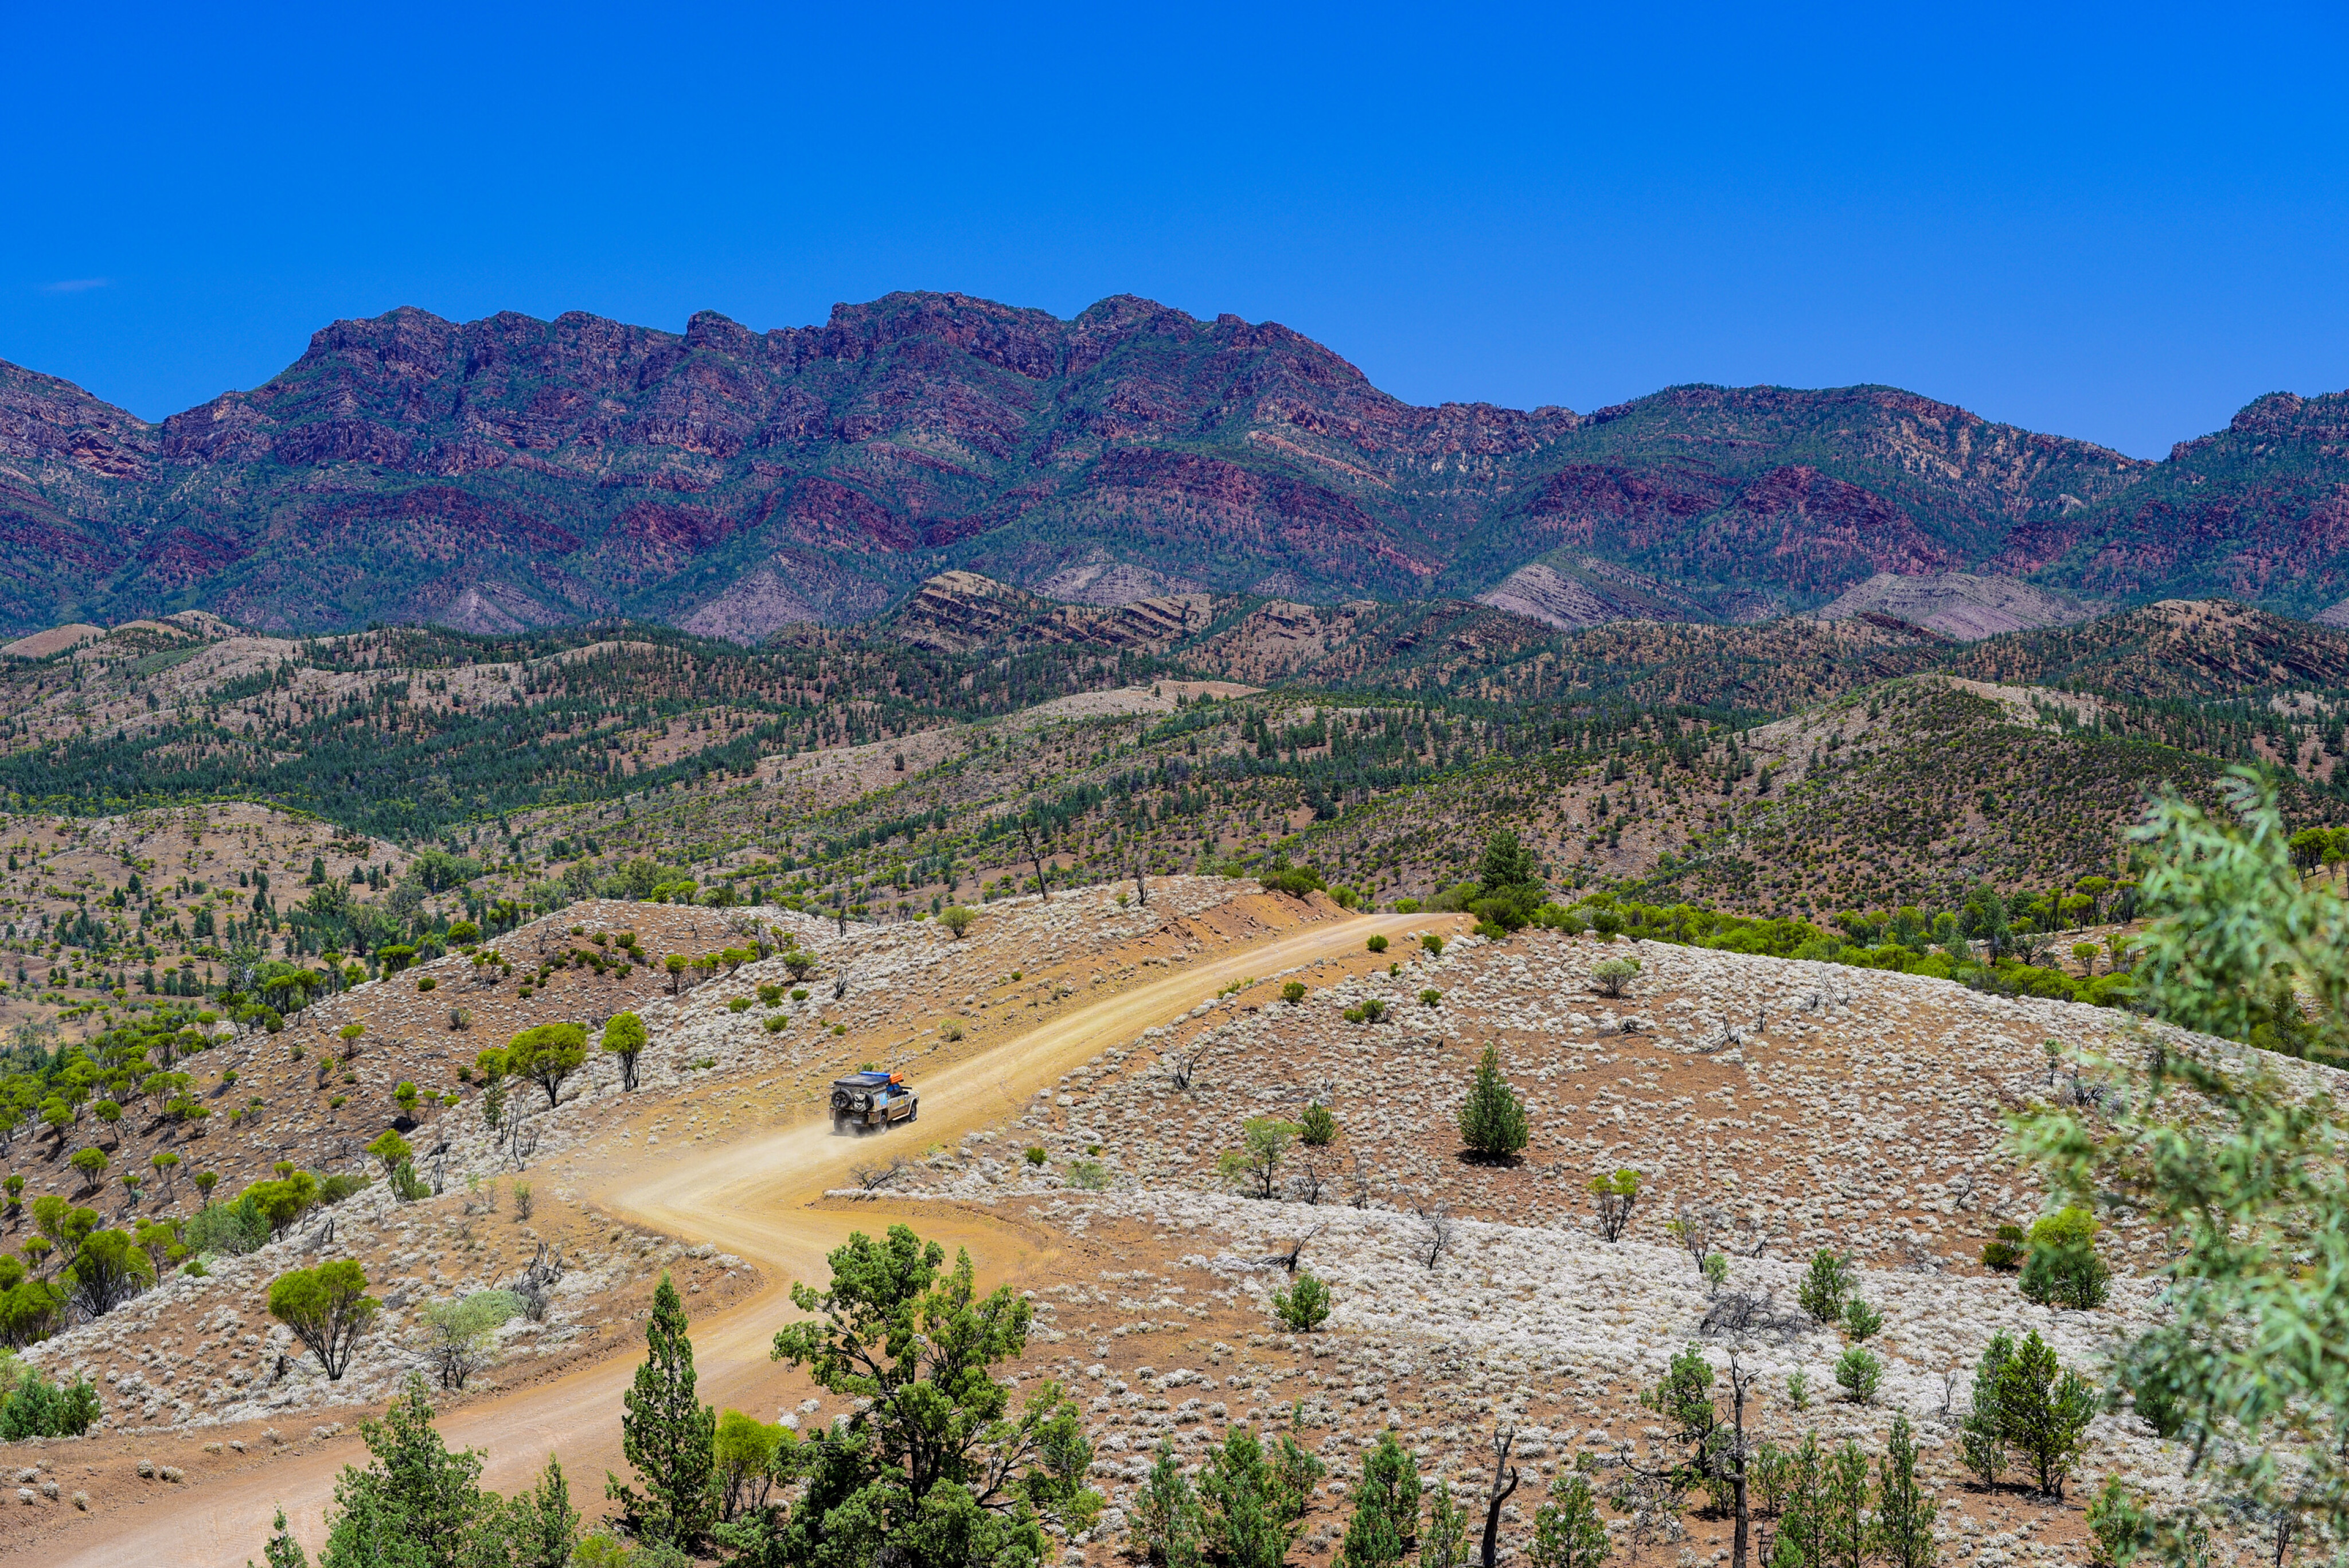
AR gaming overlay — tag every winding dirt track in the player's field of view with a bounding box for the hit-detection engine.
[61,910,1443,1568]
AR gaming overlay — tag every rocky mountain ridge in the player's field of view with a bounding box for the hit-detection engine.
[2,291,2344,635]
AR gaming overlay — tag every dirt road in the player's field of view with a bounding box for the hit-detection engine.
[57,909,1453,1568]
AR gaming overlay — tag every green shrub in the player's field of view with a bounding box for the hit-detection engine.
[1365,934,1389,954]
[1342,998,1388,1024]
[1420,988,1442,1008]
[728,996,751,1013]
[1281,980,1307,1005]
[1590,957,1641,997]
[1271,1270,1331,1332]
[1023,1146,1048,1167]
[1261,861,1327,898]
[1797,1249,1854,1325]
[1981,1222,2026,1271]
[1298,1103,1338,1147]
[0,1359,100,1438]
[1069,1160,1110,1192]
[2019,1206,2111,1309]
[2086,1475,2151,1568]
[1841,1297,1883,1342]
[1834,1345,1882,1403]
[184,1195,270,1258]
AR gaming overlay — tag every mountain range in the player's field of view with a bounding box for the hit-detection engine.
[3,290,2346,639]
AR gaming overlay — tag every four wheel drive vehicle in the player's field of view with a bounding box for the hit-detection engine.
[831,1070,918,1131]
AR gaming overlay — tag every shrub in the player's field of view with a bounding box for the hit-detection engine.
[756,984,783,1007]
[1841,1297,1883,1341]
[366,1129,414,1180]
[1787,1368,1810,1410]
[1341,998,1388,1024]
[1797,1249,1855,1325]
[420,1289,525,1390]
[1420,933,1444,958]
[1271,1270,1332,1332]
[1298,1103,1339,1147]
[1458,1043,1529,1160]
[1419,988,1442,1007]
[1835,1345,1882,1403]
[1023,1146,1048,1166]
[184,1195,270,1257]
[1217,1118,1299,1199]
[0,1360,100,1438]
[2018,1206,2110,1309]
[1981,1223,2026,1271]
[727,996,752,1013]
[2086,1475,2151,1568]
[1587,1168,1640,1241]
[1590,957,1641,998]
[416,975,437,992]
[1261,863,1326,898]
[1366,934,1389,954]
[268,1259,379,1380]
[1281,980,1307,1005]
[1069,1160,1110,1192]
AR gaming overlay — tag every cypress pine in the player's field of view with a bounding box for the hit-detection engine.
[607,1272,719,1551]
[1870,1415,1936,1568]
[1458,1043,1530,1160]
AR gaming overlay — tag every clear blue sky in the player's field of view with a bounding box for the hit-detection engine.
[5,1,2344,459]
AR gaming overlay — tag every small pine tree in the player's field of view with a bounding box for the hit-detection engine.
[1528,1470,1611,1568]
[1871,1415,1936,1568]
[1421,1479,1469,1568]
[1458,1044,1529,1160]
[1997,1331,2097,1500]
[607,1273,719,1551]
[1133,1441,1202,1568]
[1797,1250,1854,1325]
[1820,1442,1869,1568]
[1835,1345,1882,1404]
[1959,1332,2015,1489]
[1271,1270,1332,1332]
[1769,1434,1827,1568]
[1337,1432,1422,1568]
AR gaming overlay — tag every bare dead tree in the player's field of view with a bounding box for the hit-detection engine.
[1168,1037,1211,1090]
[1722,1352,1757,1568]
[1287,1156,1326,1206]
[1019,819,1051,903]
[852,1156,911,1194]
[1415,1204,1457,1271]
[1480,1426,1520,1568]
[1133,864,1148,907]
[1263,1225,1322,1273]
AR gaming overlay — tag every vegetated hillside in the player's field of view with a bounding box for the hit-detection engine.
[1288,675,2347,919]
[1989,388,2349,616]
[6,289,2342,636]
[0,613,1176,840]
[1946,598,2349,701]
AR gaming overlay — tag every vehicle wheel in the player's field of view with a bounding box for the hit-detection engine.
[907,1099,918,1122]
